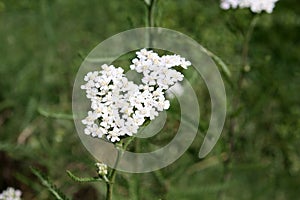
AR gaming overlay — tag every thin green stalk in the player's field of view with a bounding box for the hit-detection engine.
[106,147,121,200]
[147,0,156,27]
[105,136,136,200]
[143,0,157,27]
[201,46,233,87]
[105,1,159,199]
[232,14,259,153]
[219,14,260,200]
[105,175,114,198]
[242,15,260,68]
[144,0,158,47]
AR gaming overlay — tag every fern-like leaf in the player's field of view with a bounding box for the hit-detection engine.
[66,170,103,183]
[30,167,70,200]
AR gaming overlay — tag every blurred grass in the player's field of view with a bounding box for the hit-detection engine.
[0,0,299,199]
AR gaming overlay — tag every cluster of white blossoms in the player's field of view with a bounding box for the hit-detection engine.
[0,187,22,200]
[96,162,108,176]
[81,49,191,142]
[220,0,279,13]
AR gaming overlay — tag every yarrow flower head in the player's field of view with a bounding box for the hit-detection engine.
[220,0,279,13]
[81,49,191,142]
[0,187,22,200]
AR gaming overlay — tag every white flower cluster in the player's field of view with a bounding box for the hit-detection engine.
[130,49,191,89]
[220,0,279,13]
[81,49,191,142]
[96,162,108,176]
[0,187,22,200]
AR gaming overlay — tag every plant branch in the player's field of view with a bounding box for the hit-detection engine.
[143,0,158,47]
[106,147,121,200]
[144,0,157,27]
[66,170,103,183]
[219,14,260,200]
[239,15,260,89]
[106,136,136,200]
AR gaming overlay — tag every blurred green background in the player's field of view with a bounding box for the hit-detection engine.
[0,0,299,199]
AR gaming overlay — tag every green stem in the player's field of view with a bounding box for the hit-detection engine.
[106,148,121,200]
[105,1,159,199]
[144,0,157,27]
[219,14,260,200]
[201,47,233,87]
[105,137,136,200]
[144,0,157,47]
[147,0,156,27]
[233,13,259,164]
[241,15,260,72]
[106,179,113,200]
[236,14,259,98]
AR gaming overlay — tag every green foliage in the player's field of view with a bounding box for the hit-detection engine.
[66,170,103,183]
[37,107,73,120]
[30,167,70,200]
